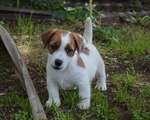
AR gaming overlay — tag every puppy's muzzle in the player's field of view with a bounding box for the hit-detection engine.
[52,59,63,70]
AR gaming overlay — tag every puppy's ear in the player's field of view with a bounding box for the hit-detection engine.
[72,33,86,54]
[42,29,57,48]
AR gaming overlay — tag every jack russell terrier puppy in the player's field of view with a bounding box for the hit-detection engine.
[42,17,107,110]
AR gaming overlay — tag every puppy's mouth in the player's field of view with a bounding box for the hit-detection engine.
[52,66,62,70]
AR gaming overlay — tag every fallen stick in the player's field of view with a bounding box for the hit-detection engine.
[0,7,149,21]
[0,26,47,120]
[101,11,150,18]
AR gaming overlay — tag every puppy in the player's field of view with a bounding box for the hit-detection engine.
[42,17,107,110]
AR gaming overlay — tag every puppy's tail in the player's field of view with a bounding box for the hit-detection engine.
[83,17,93,44]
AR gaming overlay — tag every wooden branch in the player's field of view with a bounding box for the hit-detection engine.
[65,2,150,10]
[22,61,47,120]
[0,7,52,16]
[95,3,150,9]
[101,11,150,18]
[0,26,47,120]
[0,7,150,21]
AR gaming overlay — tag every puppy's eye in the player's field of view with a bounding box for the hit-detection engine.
[66,48,73,53]
[50,44,57,51]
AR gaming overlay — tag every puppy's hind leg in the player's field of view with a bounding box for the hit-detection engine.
[95,57,107,91]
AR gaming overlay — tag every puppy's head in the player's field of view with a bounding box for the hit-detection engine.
[42,29,86,71]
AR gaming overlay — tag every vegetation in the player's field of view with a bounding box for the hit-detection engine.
[125,12,150,27]
[0,0,150,120]
[0,14,150,119]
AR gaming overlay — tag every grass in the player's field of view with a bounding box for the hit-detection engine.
[111,73,150,119]
[94,26,150,58]
[0,87,33,120]
[0,16,150,120]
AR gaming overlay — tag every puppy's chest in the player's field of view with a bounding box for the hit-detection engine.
[55,72,76,90]
[59,80,75,90]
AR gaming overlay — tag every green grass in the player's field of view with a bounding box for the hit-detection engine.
[0,17,150,120]
[111,73,150,119]
[107,27,149,58]
[17,16,34,36]
[0,87,33,120]
[94,26,150,60]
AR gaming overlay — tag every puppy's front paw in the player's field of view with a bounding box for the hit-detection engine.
[45,98,61,107]
[45,99,53,107]
[95,82,107,91]
[77,101,90,110]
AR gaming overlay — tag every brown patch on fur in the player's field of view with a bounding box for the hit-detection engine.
[65,39,76,57]
[77,56,85,68]
[48,38,61,54]
[71,33,84,53]
[42,29,58,47]
[82,47,90,55]
[42,29,69,54]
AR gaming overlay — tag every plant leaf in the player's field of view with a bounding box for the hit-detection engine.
[53,10,67,19]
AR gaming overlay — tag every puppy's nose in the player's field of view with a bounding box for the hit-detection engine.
[55,59,63,66]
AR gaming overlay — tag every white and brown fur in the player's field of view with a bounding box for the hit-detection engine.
[42,17,107,110]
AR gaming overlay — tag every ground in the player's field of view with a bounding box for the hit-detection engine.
[0,17,150,120]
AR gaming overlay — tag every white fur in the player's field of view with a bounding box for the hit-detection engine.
[45,17,107,110]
